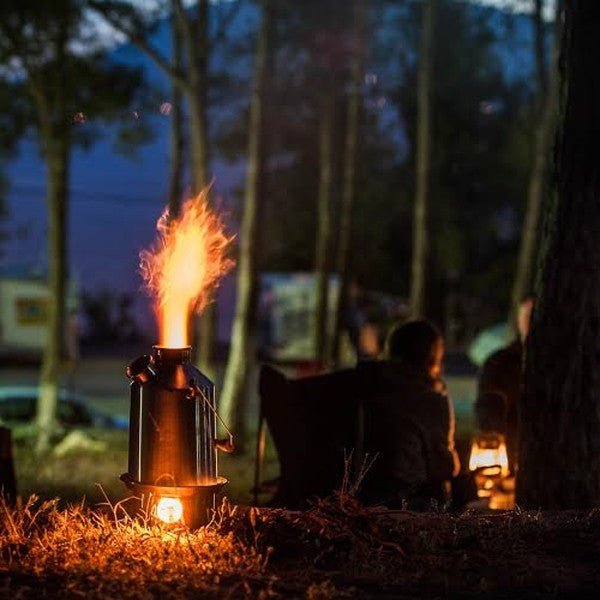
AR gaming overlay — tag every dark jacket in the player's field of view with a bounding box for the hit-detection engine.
[358,361,460,506]
[475,340,522,469]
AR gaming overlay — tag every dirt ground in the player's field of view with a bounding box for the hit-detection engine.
[1,496,600,599]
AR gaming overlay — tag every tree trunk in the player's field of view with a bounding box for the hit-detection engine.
[36,137,69,454]
[219,0,270,450]
[185,0,215,377]
[517,1,600,509]
[187,92,209,195]
[333,0,366,365]
[409,0,435,319]
[508,0,558,331]
[35,18,70,454]
[313,91,335,364]
[167,12,185,220]
[533,0,548,98]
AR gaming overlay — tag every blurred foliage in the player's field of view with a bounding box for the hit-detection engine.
[391,0,534,322]
[211,0,538,337]
[0,0,154,191]
[81,288,144,343]
[0,0,546,341]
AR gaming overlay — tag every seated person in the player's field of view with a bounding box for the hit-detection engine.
[475,296,533,473]
[359,320,460,509]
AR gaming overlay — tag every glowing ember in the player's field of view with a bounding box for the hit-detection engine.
[140,189,234,348]
[155,496,183,524]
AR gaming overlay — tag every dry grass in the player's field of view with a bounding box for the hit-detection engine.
[2,491,600,598]
[0,495,271,599]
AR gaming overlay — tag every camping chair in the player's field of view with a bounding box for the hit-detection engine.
[254,365,362,508]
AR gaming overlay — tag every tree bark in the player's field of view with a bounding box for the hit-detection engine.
[517,1,600,509]
[409,0,435,319]
[533,0,548,98]
[36,147,68,453]
[167,12,185,220]
[219,0,270,450]
[35,17,70,454]
[333,0,366,365]
[182,0,215,376]
[508,0,558,332]
[313,90,335,364]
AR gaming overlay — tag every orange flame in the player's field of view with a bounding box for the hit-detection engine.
[140,189,234,348]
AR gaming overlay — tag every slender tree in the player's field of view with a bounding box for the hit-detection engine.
[313,89,335,364]
[167,11,185,220]
[219,0,271,448]
[332,0,366,365]
[409,0,435,318]
[517,1,600,509]
[508,0,560,331]
[0,0,145,452]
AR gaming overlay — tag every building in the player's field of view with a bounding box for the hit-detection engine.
[0,264,77,360]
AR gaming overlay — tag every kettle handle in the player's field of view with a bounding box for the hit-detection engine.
[187,382,234,453]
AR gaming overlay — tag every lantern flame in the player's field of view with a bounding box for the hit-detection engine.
[469,434,509,477]
[155,496,183,524]
[140,189,234,348]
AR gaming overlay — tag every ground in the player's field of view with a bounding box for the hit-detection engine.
[1,495,600,598]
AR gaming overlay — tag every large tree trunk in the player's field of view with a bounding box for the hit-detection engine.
[219,0,270,450]
[409,0,435,318]
[313,90,335,364]
[36,137,69,454]
[508,0,558,331]
[332,0,366,365]
[517,1,600,509]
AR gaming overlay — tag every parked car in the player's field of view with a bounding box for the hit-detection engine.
[0,386,128,430]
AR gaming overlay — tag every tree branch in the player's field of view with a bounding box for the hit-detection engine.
[171,0,197,75]
[210,0,242,52]
[88,0,188,91]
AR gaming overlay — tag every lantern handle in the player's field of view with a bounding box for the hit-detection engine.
[187,382,234,453]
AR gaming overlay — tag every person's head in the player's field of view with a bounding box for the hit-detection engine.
[517,296,534,342]
[385,319,444,378]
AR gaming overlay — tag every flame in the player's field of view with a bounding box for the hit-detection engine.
[469,434,509,477]
[140,189,234,348]
[155,496,183,524]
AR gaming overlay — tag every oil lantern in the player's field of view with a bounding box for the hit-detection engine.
[469,432,512,508]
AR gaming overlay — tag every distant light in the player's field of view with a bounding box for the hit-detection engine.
[479,99,503,115]
[365,72,378,86]
[160,102,172,115]
[73,112,87,124]
[132,111,140,120]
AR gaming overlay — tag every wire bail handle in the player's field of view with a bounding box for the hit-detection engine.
[187,382,234,453]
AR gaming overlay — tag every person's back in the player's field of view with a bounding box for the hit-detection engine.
[359,320,459,508]
[475,297,533,472]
